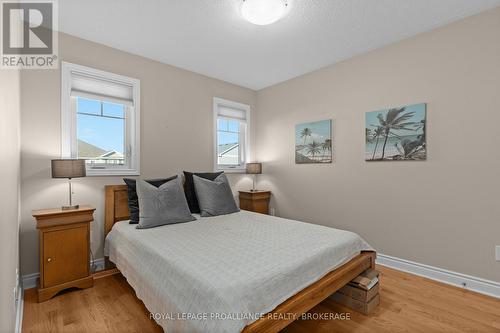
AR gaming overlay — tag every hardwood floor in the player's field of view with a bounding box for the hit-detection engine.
[23,265,500,332]
[23,273,162,333]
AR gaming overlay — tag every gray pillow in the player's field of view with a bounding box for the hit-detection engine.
[193,173,239,217]
[136,178,196,229]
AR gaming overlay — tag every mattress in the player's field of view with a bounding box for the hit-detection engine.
[104,210,373,333]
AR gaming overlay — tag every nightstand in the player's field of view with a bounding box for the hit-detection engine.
[239,191,271,214]
[32,206,95,302]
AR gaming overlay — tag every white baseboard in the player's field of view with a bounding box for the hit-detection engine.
[22,273,39,290]
[377,253,500,299]
[92,257,105,272]
[21,257,105,290]
[15,286,23,333]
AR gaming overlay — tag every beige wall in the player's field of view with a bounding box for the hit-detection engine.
[0,69,21,332]
[256,8,500,282]
[20,8,500,284]
[20,33,257,275]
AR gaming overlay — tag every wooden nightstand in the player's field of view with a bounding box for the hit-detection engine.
[239,191,271,214]
[32,206,95,302]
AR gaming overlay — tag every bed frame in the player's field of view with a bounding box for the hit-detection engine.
[104,185,376,333]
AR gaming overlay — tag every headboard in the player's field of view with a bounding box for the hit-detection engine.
[104,185,130,237]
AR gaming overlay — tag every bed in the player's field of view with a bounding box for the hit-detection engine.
[103,185,375,333]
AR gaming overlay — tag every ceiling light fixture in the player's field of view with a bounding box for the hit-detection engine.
[241,0,288,26]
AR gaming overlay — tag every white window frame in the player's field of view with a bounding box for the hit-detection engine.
[61,62,140,176]
[213,97,251,173]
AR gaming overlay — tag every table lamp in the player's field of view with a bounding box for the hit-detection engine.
[246,162,262,192]
[51,159,86,210]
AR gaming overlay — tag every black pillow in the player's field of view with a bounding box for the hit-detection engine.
[183,171,223,213]
[123,176,177,224]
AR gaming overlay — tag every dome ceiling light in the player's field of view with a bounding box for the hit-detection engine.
[241,0,288,26]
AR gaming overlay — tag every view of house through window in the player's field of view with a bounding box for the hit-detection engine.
[217,118,241,166]
[213,98,249,171]
[61,62,140,175]
[76,97,126,166]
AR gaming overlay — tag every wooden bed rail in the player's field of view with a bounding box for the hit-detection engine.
[242,251,376,333]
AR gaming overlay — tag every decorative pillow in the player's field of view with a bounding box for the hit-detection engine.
[136,178,196,229]
[183,171,223,213]
[123,176,177,224]
[193,173,239,217]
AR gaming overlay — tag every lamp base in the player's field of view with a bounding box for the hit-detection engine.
[62,205,79,211]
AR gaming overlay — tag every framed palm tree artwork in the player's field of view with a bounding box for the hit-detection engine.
[365,103,426,161]
[295,119,332,164]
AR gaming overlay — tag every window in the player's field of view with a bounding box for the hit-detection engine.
[61,62,140,175]
[213,98,250,172]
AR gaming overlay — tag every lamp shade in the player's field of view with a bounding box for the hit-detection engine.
[246,162,262,174]
[51,159,86,178]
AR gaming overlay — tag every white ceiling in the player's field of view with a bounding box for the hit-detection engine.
[59,0,500,90]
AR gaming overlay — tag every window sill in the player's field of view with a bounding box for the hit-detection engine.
[85,168,140,177]
[216,168,246,174]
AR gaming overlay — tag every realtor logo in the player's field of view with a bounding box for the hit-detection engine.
[1,0,58,69]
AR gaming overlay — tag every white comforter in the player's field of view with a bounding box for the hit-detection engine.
[104,210,372,333]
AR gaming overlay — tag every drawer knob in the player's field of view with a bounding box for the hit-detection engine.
[47,257,52,263]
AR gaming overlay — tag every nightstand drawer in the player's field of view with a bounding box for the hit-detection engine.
[42,224,89,288]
